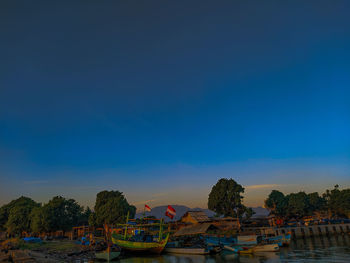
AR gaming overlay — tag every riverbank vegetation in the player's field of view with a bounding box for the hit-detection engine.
[0,181,349,237]
[0,190,135,236]
[265,185,350,219]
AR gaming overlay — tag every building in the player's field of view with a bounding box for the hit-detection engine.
[211,217,240,230]
[181,211,210,224]
[173,223,219,237]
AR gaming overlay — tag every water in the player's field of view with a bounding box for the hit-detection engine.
[88,235,350,263]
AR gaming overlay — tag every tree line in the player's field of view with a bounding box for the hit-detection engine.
[264,185,350,219]
[1,180,348,235]
[0,190,135,236]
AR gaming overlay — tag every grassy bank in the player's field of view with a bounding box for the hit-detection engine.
[2,238,83,252]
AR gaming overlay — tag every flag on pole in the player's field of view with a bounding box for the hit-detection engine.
[165,205,176,219]
[145,204,151,212]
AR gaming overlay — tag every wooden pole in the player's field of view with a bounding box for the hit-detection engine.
[124,211,129,240]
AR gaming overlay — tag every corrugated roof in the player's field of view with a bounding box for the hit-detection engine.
[173,223,216,236]
[183,211,210,222]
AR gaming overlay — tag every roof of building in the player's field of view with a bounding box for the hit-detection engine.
[173,223,217,236]
[182,211,210,222]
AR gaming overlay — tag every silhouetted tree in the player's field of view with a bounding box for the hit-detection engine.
[265,190,288,217]
[93,190,136,226]
[323,185,350,218]
[4,197,40,235]
[208,178,248,221]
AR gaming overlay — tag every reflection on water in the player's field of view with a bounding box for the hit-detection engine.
[92,235,350,263]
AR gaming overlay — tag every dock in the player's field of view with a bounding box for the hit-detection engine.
[243,223,350,238]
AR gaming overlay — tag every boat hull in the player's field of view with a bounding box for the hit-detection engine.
[95,251,120,261]
[253,244,279,252]
[111,234,169,254]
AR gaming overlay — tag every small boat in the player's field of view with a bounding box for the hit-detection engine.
[95,251,120,261]
[236,235,259,245]
[111,214,169,254]
[205,236,237,247]
[253,243,279,252]
[111,235,169,253]
[164,247,209,255]
[95,224,121,261]
[223,245,242,253]
[263,233,291,247]
[239,248,254,254]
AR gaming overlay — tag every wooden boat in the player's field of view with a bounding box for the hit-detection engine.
[164,247,209,255]
[205,236,236,247]
[223,245,242,253]
[237,243,279,254]
[111,214,169,254]
[238,248,254,254]
[253,243,279,252]
[95,224,121,261]
[263,233,291,247]
[95,251,120,261]
[111,233,169,253]
[236,235,259,245]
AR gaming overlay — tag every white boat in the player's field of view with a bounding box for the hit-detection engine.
[253,243,279,252]
[164,247,210,255]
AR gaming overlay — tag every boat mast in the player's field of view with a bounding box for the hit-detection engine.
[124,211,130,240]
[158,218,163,242]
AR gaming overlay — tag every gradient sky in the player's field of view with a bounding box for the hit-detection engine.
[1,1,349,211]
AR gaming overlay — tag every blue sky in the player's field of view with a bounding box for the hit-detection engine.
[1,1,349,210]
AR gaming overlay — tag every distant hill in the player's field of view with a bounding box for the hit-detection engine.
[251,206,269,217]
[135,205,268,222]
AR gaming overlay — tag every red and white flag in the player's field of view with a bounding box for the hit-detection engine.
[145,204,151,212]
[165,205,176,219]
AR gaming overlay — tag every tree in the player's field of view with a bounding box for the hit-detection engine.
[308,192,326,213]
[36,196,84,232]
[264,190,288,217]
[208,178,246,219]
[286,192,309,218]
[78,207,92,226]
[88,212,97,227]
[30,206,47,233]
[94,190,136,226]
[324,185,350,218]
[1,196,39,235]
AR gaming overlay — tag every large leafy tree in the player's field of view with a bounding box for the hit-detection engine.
[286,192,310,218]
[264,190,288,217]
[5,198,40,235]
[0,196,39,234]
[31,196,84,232]
[30,206,47,233]
[78,207,92,226]
[208,178,247,219]
[324,185,350,218]
[94,190,136,226]
[308,192,326,212]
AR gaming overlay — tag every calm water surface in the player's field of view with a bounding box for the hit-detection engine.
[87,235,350,263]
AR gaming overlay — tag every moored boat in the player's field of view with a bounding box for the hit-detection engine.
[95,251,120,261]
[253,243,279,252]
[205,236,236,247]
[111,215,169,254]
[223,245,243,253]
[95,224,121,261]
[111,234,169,253]
[238,247,254,254]
[263,232,291,247]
